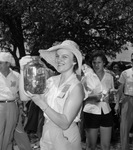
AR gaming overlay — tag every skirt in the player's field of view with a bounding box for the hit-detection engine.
[40,120,82,150]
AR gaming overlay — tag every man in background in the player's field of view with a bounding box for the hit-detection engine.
[0,52,19,150]
[115,53,133,150]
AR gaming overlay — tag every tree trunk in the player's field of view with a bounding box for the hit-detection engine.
[5,15,26,58]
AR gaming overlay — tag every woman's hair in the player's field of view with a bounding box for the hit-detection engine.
[84,54,91,66]
[73,55,78,73]
[90,51,108,67]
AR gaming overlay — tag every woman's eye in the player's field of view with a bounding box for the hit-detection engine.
[62,55,67,59]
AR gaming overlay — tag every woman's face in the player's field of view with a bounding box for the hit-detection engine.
[55,49,75,73]
[113,64,119,72]
[92,56,105,73]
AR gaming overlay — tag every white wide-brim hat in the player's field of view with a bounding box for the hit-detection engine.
[0,52,15,66]
[39,40,83,76]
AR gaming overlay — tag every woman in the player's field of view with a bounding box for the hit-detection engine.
[19,40,84,150]
[83,52,114,150]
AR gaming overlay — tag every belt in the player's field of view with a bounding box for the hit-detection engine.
[0,99,16,103]
[125,94,133,97]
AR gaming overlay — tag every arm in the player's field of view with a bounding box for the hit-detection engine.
[19,56,32,101]
[32,83,84,130]
[115,71,125,104]
[114,70,125,113]
[19,70,31,101]
[103,74,115,103]
[84,94,102,104]
[116,82,124,104]
[114,82,124,113]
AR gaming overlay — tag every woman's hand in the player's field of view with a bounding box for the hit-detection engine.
[96,94,102,102]
[102,92,110,103]
[19,55,32,70]
[110,88,117,94]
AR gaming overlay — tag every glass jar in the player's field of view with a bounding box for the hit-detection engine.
[23,56,47,94]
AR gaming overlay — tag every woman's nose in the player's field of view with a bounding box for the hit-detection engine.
[95,63,98,67]
[57,57,63,62]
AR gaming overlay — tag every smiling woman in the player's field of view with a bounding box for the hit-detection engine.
[19,40,85,150]
[55,49,75,75]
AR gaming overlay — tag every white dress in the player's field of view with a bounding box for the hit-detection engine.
[40,73,82,150]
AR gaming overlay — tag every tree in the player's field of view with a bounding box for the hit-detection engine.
[0,0,133,63]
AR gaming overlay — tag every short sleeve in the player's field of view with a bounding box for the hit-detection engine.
[119,71,126,84]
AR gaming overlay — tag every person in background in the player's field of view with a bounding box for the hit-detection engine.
[0,52,19,150]
[81,55,103,144]
[83,52,114,150]
[112,64,121,89]
[12,67,32,150]
[19,40,84,150]
[115,53,133,150]
[109,63,121,140]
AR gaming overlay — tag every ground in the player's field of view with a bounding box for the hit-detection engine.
[14,129,133,150]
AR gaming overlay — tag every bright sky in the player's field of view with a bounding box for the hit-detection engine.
[109,46,133,62]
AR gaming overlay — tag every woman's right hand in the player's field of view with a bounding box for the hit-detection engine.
[19,55,32,70]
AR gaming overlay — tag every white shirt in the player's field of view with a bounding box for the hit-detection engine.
[81,67,102,99]
[83,71,114,115]
[0,69,19,100]
[119,68,133,96]
[44,73,81,122]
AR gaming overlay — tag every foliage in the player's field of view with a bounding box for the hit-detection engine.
[0,0,133,62]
